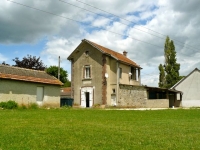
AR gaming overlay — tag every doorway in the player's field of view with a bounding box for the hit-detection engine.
[85,92,90,107]
[81,87,93,108]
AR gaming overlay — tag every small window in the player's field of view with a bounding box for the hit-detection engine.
[119,68,122,78]
[84,65,91,79]
[112,89,115,93]
[85,51,89,55]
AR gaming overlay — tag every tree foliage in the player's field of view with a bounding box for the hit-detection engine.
[158,36,181,88]
[1,61,10,66]
[46,66,71,87]
[13,55,46,70]
[158,64,165,88]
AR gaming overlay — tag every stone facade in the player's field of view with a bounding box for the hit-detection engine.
[118,85,169,108]
[0,79,60,107]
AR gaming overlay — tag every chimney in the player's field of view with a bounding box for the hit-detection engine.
[123,51,127,57]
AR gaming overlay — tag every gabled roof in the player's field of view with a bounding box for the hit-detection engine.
[0,65,63,85]
[68,39,141,68]
[171,68,200,89]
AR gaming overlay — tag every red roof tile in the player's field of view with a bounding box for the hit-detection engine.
[0,65,63,85]
[84,39,141,68]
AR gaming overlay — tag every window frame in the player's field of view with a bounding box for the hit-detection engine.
[84,65,91,79]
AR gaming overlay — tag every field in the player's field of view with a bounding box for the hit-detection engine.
[0,108,200,150]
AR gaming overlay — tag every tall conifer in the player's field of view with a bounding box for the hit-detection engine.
[158,36,181,88]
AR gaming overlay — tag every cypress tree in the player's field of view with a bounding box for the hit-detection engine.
[158,36,181,88]
[158,64,165,88]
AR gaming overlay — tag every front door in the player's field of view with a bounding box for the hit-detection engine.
[81,87,93,108]
[85,92,90,107]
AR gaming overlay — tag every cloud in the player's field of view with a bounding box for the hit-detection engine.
[1,0,200,87]
[0,0,80,43]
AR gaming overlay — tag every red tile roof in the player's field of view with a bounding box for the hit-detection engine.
[0,65,63,85]
[84,39,141,68]
[60,87,71,96]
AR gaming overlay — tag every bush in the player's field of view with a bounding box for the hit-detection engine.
[0,100,18,109]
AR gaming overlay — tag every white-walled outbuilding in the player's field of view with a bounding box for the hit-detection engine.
[171,68,200,107]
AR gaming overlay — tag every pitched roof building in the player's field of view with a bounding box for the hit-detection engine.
[68,39,142,107]
[171,68,200,107]
[0,65,62,107]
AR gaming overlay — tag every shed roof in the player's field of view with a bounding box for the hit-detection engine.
[0,65,63,85]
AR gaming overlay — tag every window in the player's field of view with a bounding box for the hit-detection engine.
[85,51,89,55]
[130,67,136,80]
[84,65,91,79]
[119,68,122,78]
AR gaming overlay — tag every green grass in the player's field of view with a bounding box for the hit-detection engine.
[0,109,200,150]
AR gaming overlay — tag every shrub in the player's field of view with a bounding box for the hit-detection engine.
[0,100,18,109]
[0,102,7,108]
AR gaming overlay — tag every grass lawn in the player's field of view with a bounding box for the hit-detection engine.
[0,108,200,150]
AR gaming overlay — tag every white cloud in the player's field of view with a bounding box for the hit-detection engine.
[1,0,200,87]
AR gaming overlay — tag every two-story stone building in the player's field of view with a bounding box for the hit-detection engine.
[68,39,142,107]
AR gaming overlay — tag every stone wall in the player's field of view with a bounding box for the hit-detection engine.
[118,84,169,108]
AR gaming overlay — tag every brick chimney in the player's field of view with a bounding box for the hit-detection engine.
[123,51,127,57]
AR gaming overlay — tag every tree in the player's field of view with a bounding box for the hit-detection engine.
[46,66,71,87]
[158,36,181,88]
[1,61,10,66]
[13,55,46,70]
[158,64,165,88]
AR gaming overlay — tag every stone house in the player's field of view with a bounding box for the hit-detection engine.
[171,68,200,107]
[0,65,63,107]
[68,39,181,108]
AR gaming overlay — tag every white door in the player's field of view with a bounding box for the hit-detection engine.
[111,95,116,106]
[81,87,93,108]
[81,89,86,107]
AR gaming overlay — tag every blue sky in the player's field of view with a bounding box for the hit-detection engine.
[1,0,200,86]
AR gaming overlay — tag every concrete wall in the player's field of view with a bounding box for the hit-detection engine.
[0,79,60,107]
[174,70,200,107]
[71,42,103,105]
[146,99,169,108]
[118,85,169,108]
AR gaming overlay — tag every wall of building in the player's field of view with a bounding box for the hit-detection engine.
[118,85,169,108]
[71,42,103,106]
[0,79,60,107]
[119,63,140,85]
[174,70,200,107]
[106,56,117,106]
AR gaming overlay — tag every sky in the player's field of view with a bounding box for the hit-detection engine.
[1,0,200,87]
